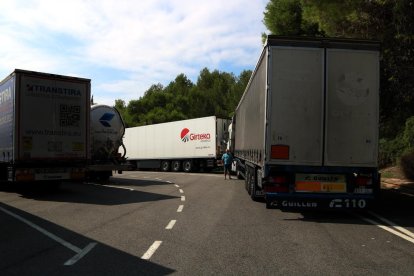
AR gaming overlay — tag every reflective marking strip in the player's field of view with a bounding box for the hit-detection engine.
[181,196,186,201]
[141,241,162,260]
[165,220,176,230]
[368,211,414,239]
[175,184,180,188]
[179,189,184,194]
[0,206,96,265]
[177,205,184,212]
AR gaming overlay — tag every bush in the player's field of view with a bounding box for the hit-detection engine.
[379,137,405,168]
[400,151,414,180]
[379,116,414,168]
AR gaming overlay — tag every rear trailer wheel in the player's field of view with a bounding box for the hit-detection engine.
[161,161,170,172]
[245,169,250,193]
[249,174,259,201]
[183,160,193,172]
[172,161,182,172]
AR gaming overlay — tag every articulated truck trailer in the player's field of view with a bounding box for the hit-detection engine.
[0,69,90,184]
[229,36,380,209]
[124,116,230,172]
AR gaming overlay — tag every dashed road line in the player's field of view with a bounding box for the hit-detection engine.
[179,189,184,194]
[174,184,180,188]
[165,220,177,230]
[181,196,186,201]
[0,206,96,266]
[177,205,184,212]
[141,241,162,260]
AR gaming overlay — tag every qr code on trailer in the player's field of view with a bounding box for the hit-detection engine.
[60,104,80,127]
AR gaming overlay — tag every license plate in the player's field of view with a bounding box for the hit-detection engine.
[295,174,346,193]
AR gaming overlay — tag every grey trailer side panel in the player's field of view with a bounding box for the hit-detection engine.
[325,49,379,167]
[267,47,324,165]
[234,50,267,166]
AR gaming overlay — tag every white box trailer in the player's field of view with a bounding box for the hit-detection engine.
[0,69,90,183]
[124,116,230,172]
[230,36,380,209]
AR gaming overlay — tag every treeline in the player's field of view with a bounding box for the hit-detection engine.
[115,68,251,127]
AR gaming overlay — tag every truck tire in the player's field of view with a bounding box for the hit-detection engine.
[161,161,170,172]
[236,168,243,180]
[172,160,182,172]
[245,169,250,193]
[183,160,193,172]
[249,176,259,201]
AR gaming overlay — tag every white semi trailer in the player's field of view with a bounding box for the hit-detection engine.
[124,116,230,172]
[229,36,381,210]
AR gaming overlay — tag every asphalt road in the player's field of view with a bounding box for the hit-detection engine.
[0,171,413,275]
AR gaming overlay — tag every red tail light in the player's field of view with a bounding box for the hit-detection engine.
[355,176,372,186]
[265,175,289,193]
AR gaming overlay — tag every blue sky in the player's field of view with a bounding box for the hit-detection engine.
[0,0,268,106]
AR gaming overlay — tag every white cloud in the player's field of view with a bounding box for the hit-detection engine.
[0,0,267,105]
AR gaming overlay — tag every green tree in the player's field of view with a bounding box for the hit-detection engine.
[262,0,322,42]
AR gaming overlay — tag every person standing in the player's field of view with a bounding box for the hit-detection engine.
[222,149,233,180]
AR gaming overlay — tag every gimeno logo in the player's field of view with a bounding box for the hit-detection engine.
[180,128,211,143]
[181,128,190,142]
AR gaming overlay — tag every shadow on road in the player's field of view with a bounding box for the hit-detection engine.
[0,181,178,206]
[0,202,175,276]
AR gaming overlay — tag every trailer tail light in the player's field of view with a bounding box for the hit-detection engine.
[70,168,85,180]
[265,175,289,193]
[354,174,374,194]
[15,169,35,182]
[355,175,372,186]
[271,145,289,159]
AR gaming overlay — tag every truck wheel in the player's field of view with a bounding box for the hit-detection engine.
[161,161,170,172]
[250,177,259,201]
[172,160,182,172]
[245,169,250,193]
[183,160,193,173]
[236,169,243,180]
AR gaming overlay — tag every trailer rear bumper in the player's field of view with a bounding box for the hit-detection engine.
[265,193,375,210]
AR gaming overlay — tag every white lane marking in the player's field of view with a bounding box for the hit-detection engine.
[359,215,414,244]
[167,181,172,184]
[155,178,162,181]
[64,242,97,266]
[85,182,134,191]
[181,196,186,202]
[165,220,177,230]
[368,211,414,239]
[179,189,184,194]
[174,184,180,188]
[141,241,162,260]
[177,205,184,213]
[0,206,96,265]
